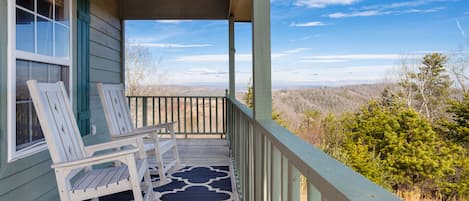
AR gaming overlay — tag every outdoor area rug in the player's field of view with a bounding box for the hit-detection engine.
[99,166,234,201]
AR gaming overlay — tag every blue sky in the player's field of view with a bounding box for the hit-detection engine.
[125,0,469,90]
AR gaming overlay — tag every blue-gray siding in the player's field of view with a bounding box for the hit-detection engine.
[0,0,123,200]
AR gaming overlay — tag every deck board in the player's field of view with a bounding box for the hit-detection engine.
[163,139,231,166]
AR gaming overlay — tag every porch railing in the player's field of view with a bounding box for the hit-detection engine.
[227,98,401,201]
[127,95,227,138]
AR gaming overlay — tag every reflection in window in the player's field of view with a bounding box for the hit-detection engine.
[37,16,53,56]
[55,24,70,58]
[15,60,69,150]
[16,0,34,11]
[37,0,53,19]
[16,8,34,53]
[55,0,69,25]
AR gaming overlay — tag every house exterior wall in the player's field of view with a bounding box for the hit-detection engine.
[0,0,59,200]
[0,0,123,200]
[87,0,123,143]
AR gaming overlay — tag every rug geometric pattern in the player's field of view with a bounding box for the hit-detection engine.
[99,166,233,201]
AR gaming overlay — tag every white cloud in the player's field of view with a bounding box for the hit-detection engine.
[174,48,311,62]
[456,19,466,38]
[174,54,250,62]
[130,43,213,48]
[283,48,312,54]
[186,68,228,76]
[400,7,446,14]
[300,59,348,63]
[290,21,326,27]
[362,0,454,10]
[327,10,389,18]
[294,0,360,8]
[465,11,469,15]
[326,7,444,18]
[303,54,402,60]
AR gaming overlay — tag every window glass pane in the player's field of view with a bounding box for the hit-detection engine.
[16,103,30,149]
[16,8,34,52]
[55,24,69,58]
[48,65,61,82]
[31,108,44,141]
[16,0,34,11]
[61,67,70,89]
[15,60,69,150]
[31,62,48,82]
[37,0,53,19]
[55,0,69,25]
[16,60,30,101]
[37,16,53,56]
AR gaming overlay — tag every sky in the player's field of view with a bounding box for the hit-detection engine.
[125,0,469,90]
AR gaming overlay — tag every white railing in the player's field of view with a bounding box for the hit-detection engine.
[227,98,401,201]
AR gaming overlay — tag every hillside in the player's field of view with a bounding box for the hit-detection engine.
[140,83,391,130]
[271,84,391,129]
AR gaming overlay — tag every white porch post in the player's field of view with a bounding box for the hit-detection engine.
[229,16,235,99]
[252,0,272,120]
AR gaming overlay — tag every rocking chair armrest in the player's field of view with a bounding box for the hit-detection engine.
[111,122,176,139]
[51,148,139,169]
[133,122,176,134]
[84,137,145,156]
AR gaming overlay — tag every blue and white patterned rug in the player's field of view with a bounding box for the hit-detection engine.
[100,166,234,201]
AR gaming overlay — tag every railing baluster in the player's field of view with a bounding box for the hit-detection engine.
[177,97,180,134]
[184,97,187,138]
[190,97,193,134]
[202,97,206,133]
[254,127,264,201]
[272,146,281,201]
[282,156,288,201]
[142,97,148,127]
[135,97,138,127]
[171,97,174,127]
[307,181,321,201]
[223,97,226,137]
[216,97,219,134]
[158,97,162,126]
[196,98,199,133]
[152,97,155,125]
[209,97,212,134]
[288,164,301,201]
[165,97,168,133]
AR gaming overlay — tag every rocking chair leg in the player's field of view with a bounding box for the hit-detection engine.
[169,124,182,169]
[128,159,144,201]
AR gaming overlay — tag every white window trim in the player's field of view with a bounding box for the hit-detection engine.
[7,0,75,162]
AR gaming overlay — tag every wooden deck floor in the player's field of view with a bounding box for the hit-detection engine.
[163,138,231,166]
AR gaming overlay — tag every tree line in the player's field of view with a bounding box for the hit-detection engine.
[246,53,468,200]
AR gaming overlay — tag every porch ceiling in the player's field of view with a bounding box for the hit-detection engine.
[119,0,252,22]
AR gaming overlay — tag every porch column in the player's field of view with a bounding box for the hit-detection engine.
[229,16,235,99]
[252,0,272,120]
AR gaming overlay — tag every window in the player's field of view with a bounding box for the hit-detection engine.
[8,0,72,161]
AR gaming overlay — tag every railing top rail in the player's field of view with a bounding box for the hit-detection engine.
[229,98,401,201]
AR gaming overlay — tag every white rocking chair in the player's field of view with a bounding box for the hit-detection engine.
[27,80,155,201]
[97,83,181,185]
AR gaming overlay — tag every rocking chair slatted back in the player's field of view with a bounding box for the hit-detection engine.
[97,83,134,136]
[27,80,86,164]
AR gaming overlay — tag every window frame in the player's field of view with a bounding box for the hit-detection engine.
[7,0,74,162]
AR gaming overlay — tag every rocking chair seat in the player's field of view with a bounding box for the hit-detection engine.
[71,159,147,200]
[143,140,174,154]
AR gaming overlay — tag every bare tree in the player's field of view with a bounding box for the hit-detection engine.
[449,50,469,93]
[125,43,155,96]
[398,53,452,121]
[396,55,422,108]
